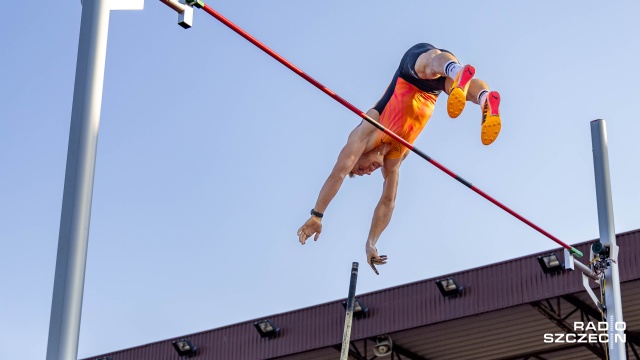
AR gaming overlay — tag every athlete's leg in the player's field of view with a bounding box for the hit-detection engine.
[415,47,502,144]
[479,88,501,145]
[444,63,475,118]
[414,49,458,79]
[416,50,476,118]
[465,78,501,145]
[467,78,488,104]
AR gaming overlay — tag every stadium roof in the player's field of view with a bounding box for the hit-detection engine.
[86,229,640,360]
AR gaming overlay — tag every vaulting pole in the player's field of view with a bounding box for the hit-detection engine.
[340,262,359,360]
[161,1,583,257]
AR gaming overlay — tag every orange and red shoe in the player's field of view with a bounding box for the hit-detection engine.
[481,91,501,145]
[447,64,475,118]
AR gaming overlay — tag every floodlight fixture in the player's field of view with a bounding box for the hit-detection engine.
[591,241,610,256]
[254,319,280,338]
[537,253,563,274]
[435,277,463,297]
[172,338,197,357]
[341,298,369,319]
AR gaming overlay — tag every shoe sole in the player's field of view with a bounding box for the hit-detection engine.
[481,91,501,145]
[447,65,475,118]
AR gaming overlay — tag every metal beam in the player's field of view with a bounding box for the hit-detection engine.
[627,331,640,348]
[332,344,367,360]
[495,343,588,360]
[333,339,429,360]
[627,334,640,360]
[561,294,603,321]
[393,343,430,360]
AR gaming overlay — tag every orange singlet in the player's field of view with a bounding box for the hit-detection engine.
[372,43,452,159]
[375,78,438,159]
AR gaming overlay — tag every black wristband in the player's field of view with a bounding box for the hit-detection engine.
[310,209,323,218]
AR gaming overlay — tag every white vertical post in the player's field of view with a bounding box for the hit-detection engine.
[591,119,626,359]
[46,1,142,359]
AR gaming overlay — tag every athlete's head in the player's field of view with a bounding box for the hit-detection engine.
[349,148,385,177]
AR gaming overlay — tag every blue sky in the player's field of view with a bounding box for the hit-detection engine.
[2,1,639,359]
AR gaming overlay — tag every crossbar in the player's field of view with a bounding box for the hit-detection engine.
[160,0,584,257]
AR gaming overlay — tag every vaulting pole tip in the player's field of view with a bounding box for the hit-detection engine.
[340,262,359,360]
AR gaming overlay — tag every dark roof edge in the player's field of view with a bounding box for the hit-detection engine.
[85,228,640,359]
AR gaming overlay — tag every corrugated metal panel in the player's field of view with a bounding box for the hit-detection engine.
[284,278,640,360]
[85,229,640,360]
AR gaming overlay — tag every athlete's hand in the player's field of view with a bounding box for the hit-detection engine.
[366,244,388,275]
[297,216,322,245]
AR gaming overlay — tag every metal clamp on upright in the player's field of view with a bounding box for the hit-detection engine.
[160,0,202,28]
[590,240,616,276]
[563,248,605,313]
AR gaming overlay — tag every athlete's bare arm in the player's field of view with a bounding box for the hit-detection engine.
[365,156,402,274]
[297,109,380,245]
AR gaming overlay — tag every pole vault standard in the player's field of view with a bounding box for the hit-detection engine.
[160,0,583,257]
[591,119,625,360]
[47,1,143,360]
[564,119,626,360]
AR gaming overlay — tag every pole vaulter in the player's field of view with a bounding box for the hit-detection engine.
[160,0,583,258]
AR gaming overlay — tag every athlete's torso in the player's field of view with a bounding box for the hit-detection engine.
[372,43,451,159]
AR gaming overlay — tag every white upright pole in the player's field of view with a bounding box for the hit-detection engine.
[46,1,142,359]
[591,119,626,360]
